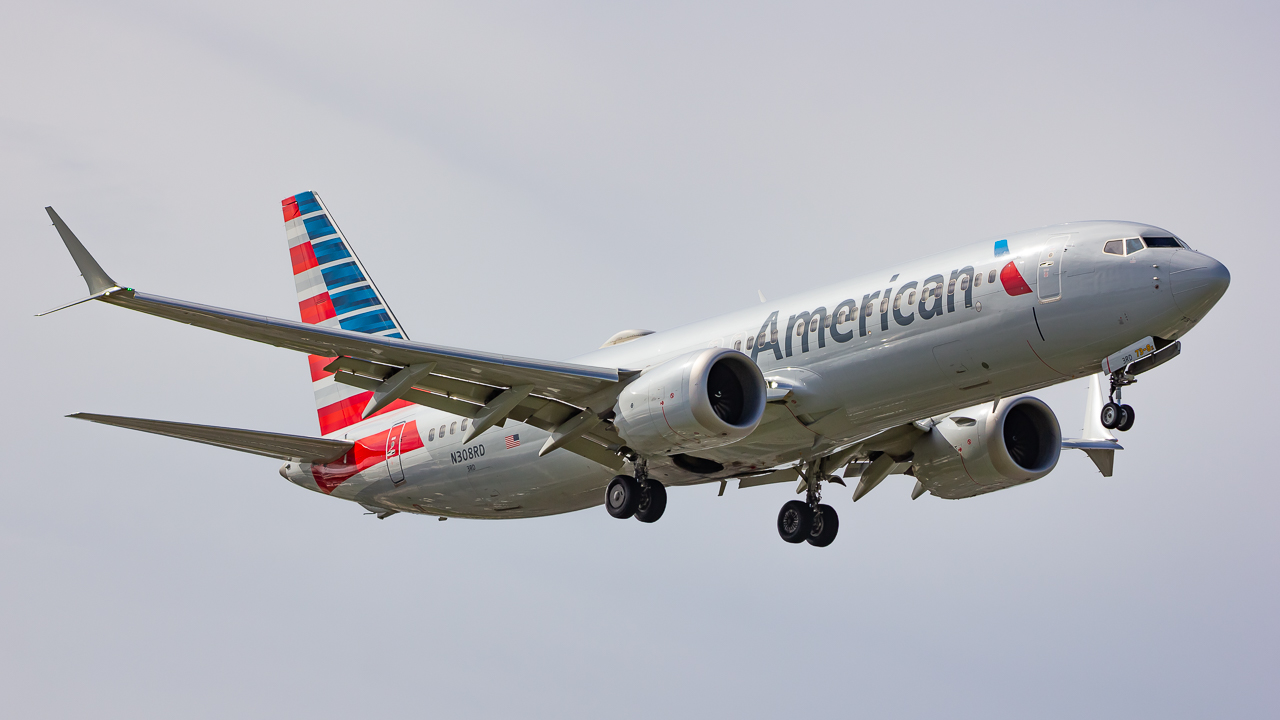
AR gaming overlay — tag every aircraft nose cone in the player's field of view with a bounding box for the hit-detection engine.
[1168,250,1230,319]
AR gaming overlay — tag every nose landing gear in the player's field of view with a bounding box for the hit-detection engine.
[1100,373,1137,432]
[776,461,840,547]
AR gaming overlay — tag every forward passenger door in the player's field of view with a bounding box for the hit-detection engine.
[1037,234,1071,302]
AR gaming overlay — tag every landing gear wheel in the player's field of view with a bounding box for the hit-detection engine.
[1117,404,1136,432]
[634,480,667,523]
[777,500,814,544]
[807,504,839,547]
[1100,402,1121,430]
[605,475,641,519]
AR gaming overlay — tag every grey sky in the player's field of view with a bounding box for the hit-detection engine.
[2,1,1276,717]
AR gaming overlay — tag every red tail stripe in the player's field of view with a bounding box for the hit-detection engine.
[316,391,416,435]
[290,242,319,275]
[308,354,334,382]
[299,293,336,324]
[282,196,301,222]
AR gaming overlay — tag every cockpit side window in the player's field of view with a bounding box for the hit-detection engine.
[1104,239,1124,255]
[1143,236,1180,248]
[1125,237,1145,254]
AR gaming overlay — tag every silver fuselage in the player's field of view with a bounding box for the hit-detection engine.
[284,221,1229,518]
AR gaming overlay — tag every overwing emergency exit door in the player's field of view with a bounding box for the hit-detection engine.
[386,421,407,485]
[1037,234,1070,302]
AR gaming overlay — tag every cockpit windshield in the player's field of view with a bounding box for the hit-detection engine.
[1104,235,1188,256]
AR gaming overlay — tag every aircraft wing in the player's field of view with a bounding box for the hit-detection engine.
[98,289,626,398]
[69,413,354,463]
[43,206,637,463]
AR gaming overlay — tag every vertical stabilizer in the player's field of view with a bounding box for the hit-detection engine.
[282,191,412,435]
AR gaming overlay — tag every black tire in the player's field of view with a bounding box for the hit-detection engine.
[1100,402,1121,430]
[1117,404,1136,432]
[634,480,667,523]
[605,475,640,519]
[807,504,840,547]
[777,500,813,544]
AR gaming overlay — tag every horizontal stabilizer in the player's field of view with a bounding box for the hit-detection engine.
[68,413,353,463]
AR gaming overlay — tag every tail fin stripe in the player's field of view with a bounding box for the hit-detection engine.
[320,262,365,289]
[303,215,337,239]
[310,238,352,265]
[293,268,327,300]
[308,355,335,382]
[331,285,381,314]
[317,392,416,436]
[295,192,322,215]
[299,294,337,324]
[289,243,319,274]
[283,190,410,435]
[339,309,396,334]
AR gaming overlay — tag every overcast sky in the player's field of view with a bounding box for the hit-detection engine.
[2,1,1277,717]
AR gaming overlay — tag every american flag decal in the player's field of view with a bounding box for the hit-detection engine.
[505,434,521,449]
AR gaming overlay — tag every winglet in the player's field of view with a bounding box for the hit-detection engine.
[46,207,117,294]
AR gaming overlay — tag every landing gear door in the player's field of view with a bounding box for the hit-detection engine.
[1037,234,1070,302]
[386,421,407,486]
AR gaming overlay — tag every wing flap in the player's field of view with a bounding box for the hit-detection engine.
[69,413,353,463]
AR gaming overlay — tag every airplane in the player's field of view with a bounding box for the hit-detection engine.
[41,192,1230,546]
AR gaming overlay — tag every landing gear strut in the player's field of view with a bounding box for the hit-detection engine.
[605,458,667,522]
[1100,372,1137,432]
[776,460,839,547]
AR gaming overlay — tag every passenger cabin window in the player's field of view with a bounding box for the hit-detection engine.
[809,317,819,333]
[960,275,970,291]
[428,428,435,441]
[746,335,754,350]
[1104,239,1124,255]
[879,297,889,313]
[439,425,446,437]
[907,290,916,305]
[836,308,849,324]
[461,419,468,431]
[987,269,997,284]
[733,339,742,352]
[450,422,457,435]
[1144,236,1181,248]
[974,273,983,287]
[1125,237,1145,254]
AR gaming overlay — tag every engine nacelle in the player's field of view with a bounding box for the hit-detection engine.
[911,396,1062,499]
[614,347,767,456]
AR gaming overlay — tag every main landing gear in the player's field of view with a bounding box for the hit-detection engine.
[605,459,667,523]
[1100,372,1137,432]
[777,461,839,547]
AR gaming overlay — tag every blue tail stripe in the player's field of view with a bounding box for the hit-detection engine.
[295,192,322,215]
[339,309,396,334]
[330,285,381,315]
[311,237,352,266]
[320,261,365,290]
[304,215,337,240]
